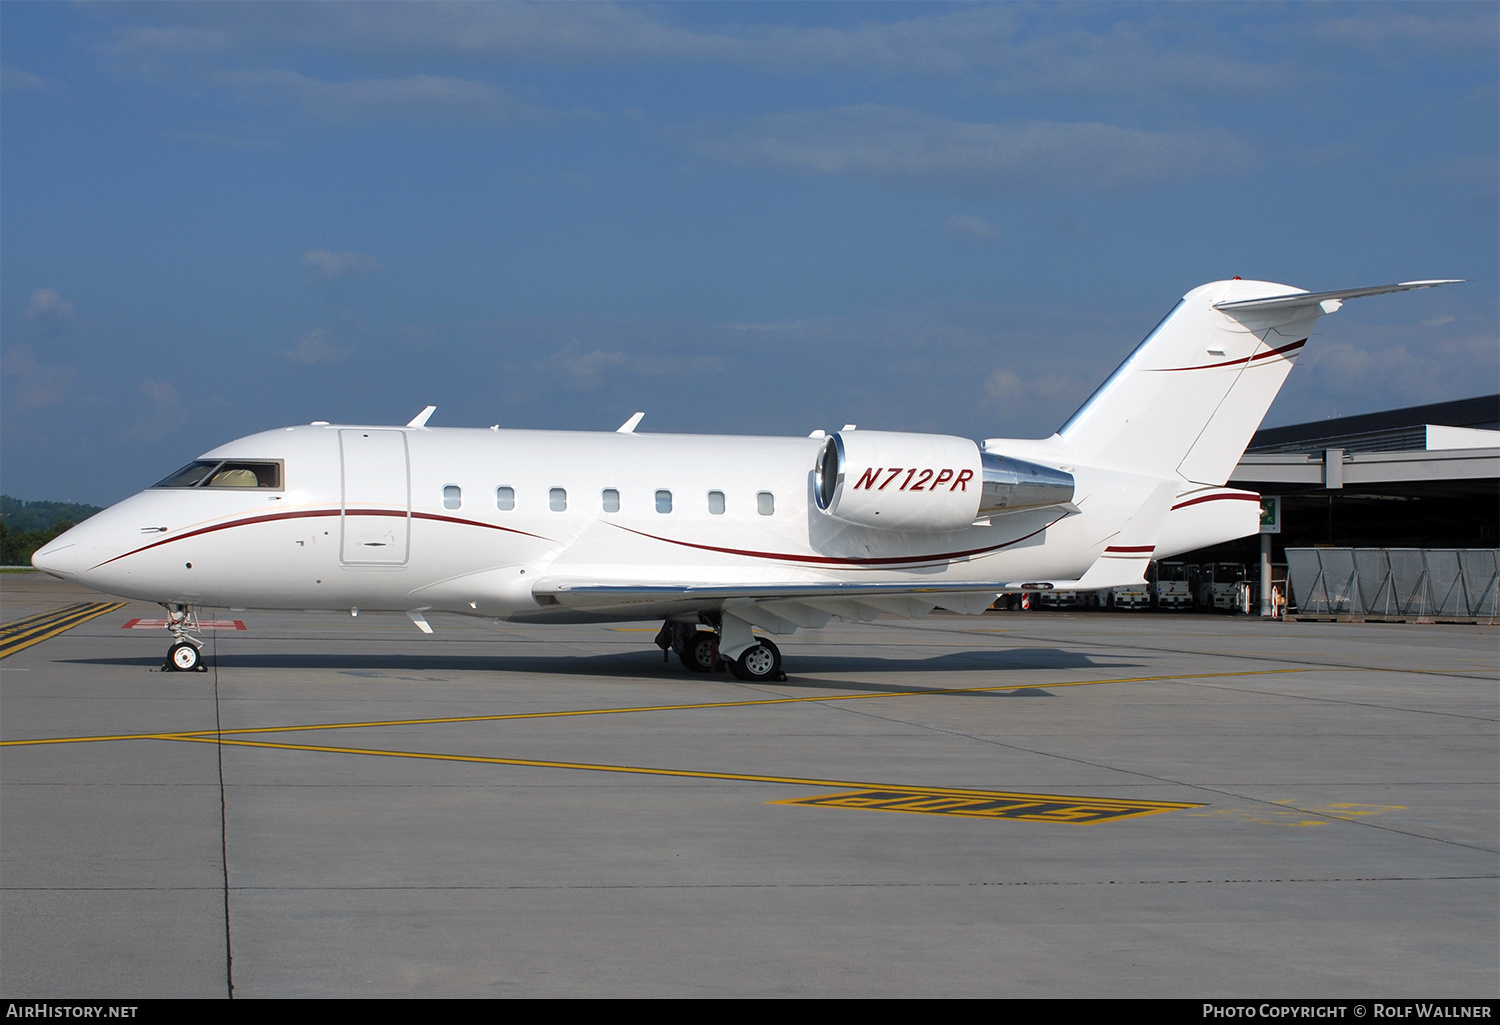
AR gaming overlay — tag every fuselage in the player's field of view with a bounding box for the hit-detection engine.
[32,421,1253,623]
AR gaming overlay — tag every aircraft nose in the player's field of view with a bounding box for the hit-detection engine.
[31,538,78,578]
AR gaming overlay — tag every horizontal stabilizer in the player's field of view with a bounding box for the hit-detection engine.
[1214,280,1461,314]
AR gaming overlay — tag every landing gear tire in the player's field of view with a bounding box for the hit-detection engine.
[680,631,721,673]
[167,641,202,672]
[729,638,783,681]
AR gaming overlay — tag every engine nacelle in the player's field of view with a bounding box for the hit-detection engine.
[814,431,982,531]
[814,431,1076,532]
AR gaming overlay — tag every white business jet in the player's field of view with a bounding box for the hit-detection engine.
[33,278,1457,677]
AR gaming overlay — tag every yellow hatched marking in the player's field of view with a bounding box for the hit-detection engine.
[0,602,127,659]
[772,789,1195,824]
[2,603,99,635]
[0,668,1312,747]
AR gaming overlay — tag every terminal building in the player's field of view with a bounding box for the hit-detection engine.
[1189,395,1499,617]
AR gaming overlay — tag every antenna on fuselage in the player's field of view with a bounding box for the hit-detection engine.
[617,411,645,434]
[407,405,436,428]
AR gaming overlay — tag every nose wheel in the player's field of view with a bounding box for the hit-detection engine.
[167,641,203,672]
[161,603,208,672]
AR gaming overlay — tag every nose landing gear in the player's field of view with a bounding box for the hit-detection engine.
[161,604,207,672]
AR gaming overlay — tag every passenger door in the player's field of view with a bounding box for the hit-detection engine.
[340,429,410,565]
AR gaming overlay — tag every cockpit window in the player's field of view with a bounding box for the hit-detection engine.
[153,460,282,490]
[154,461,220,488]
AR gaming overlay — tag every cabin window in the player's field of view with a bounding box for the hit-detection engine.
[602,489,620,513]
[496,486,514,511]
[153,459,282,490]
[707,491,725,515]
[549,488,567,512]
[757,491,775,516]
[655,490,672,514]
[443,485,461,510]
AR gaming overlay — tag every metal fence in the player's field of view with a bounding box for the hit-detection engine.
[1285,548,1499,619]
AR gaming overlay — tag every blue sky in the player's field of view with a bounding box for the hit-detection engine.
[3,2,1496,505]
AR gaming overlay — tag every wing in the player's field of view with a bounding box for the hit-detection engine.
[530,576,1016,626]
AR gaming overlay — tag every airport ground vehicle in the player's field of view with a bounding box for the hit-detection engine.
[1108,580,1151,610]
[1152,561,1195,610]
[1198,561,1249,612]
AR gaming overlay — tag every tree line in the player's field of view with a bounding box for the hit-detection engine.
[0,496,103,567]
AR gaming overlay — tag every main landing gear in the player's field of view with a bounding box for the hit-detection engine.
[161,603,207,672]
[654,617,786,681]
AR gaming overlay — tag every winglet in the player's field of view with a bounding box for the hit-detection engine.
[407,405,437,428]
[617,412,645,434]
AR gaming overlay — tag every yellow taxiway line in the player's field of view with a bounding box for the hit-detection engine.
[0,668,1311,747]
[3,667,1319,824]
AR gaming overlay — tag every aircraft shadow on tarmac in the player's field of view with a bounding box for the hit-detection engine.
[62,647,1139,686]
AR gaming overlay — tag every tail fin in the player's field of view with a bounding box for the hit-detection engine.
[1057,278,1459,485]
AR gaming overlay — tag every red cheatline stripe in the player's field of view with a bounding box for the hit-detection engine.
[1152,338,1306,373]
[611,517,1063,567]
[1170,492,1261,511]
[1104,545,1155,553]
[91,508,552,569]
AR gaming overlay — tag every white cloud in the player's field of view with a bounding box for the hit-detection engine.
[1408,153,1500,186]
[537,340,724,391]
[84,5,1489,117]
[25,288,74,323]
[631,353,725,376]
[285,328,353,364]
[1,347,74,410]
[302,249,383,280]
[1,65,59,93]
[165,130,281,150]
[218,69,545,124]
[944,213,994,241]
[540,342,630,391]
[102,26,231,56]
[122,380,188,443]
[115,4,1299,93]
[985,368,1085,405]
[1309,8,1498,56]
[695,106,1256,195]
[1276,322,1500,419]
